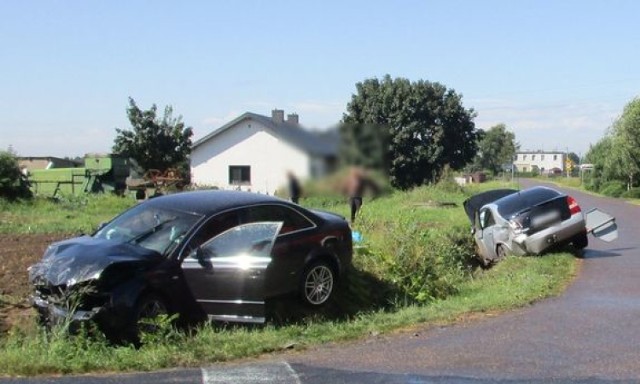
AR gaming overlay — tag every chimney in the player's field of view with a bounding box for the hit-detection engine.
[286,113,299,125]
[271,109,284,124]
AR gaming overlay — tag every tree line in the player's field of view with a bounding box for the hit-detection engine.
[1,75,522,199]
[583,98,640,198]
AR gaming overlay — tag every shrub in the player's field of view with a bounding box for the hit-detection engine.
[621,187,640,199]
[599,181,626,197]
[364,219,475,304]
[0,151,31,200]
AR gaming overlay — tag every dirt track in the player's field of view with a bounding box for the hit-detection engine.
[0,233,68,333]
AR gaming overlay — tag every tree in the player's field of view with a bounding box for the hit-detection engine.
[472,123,518,175]
[607,97,640,189]
[583,136,614,191]
[340,75,478,189]
[113,98,193,178]
[0,150,31,200]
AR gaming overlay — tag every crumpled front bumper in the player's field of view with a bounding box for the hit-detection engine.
[31,295,104,324]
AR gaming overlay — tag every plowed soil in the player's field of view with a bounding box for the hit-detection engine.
[0,233,69,334]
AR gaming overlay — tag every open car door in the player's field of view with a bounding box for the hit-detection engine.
[181,222,282,323]
[585,208,618,242]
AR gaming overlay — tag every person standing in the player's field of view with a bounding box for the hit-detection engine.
[344,167,365,223]
[287,171,302,204]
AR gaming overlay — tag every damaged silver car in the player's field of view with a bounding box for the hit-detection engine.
[464,186,617,265]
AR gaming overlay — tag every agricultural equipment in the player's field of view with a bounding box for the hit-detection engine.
[28,154,130,197]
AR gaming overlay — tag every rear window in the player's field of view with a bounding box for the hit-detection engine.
[496,187,563,218]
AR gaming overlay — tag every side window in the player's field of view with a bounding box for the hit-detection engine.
[479,209,495,228]
[183,211,241,256]
[199,222,281,259]
[242,205,314,234]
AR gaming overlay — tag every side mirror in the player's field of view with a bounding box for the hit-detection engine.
[470,227,476,235]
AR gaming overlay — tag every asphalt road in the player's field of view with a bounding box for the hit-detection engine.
[3,179,638,383]
[281,179,640,382]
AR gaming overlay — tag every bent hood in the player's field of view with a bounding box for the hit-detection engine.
[28,236,163,287]
[463,189,518,223]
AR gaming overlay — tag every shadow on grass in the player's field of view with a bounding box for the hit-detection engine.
[265,266,401,326]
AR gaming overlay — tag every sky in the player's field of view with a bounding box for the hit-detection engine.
[1,0,639,159]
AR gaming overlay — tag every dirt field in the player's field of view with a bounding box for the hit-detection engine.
[0,233,69,334]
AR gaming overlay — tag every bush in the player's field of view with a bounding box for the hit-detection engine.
[621,187,640,199]
[0,151,31,200]
[599,181,626,198]
[363,219,475,304]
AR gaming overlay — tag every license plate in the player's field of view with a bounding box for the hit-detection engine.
[531,211,560,227]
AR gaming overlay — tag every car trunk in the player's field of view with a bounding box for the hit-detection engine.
[510,195,571,235]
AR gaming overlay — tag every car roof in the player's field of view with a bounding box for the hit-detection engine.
[142,190,295,216]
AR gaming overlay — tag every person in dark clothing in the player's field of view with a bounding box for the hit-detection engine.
[344,167,378,223]
[287,171,302,204]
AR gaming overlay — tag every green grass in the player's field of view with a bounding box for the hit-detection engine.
[0,181,578,376]
[0,253,575,376]
[0,194,135,234]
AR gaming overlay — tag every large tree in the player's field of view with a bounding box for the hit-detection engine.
[340,75,478,189]
[113,98,193,177]
[472,123,518,175]
[608,97,640,189]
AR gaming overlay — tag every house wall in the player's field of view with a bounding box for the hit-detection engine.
[191,119,311,195]
[513,152,565,173]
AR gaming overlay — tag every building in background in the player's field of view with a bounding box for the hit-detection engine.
[190,109,338,194]
[513,151,566,175]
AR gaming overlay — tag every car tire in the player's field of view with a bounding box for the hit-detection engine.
[300,260,335,306]
[572,232,589,250]
[133,293,169,336]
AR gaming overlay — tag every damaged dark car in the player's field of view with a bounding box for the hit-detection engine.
[464,186,618,265]
[28,190,352,340]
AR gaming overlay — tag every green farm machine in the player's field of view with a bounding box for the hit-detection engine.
[28,154,131,197]
[27,154,186,199]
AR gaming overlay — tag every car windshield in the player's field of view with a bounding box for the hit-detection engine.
[94,204,202,255]
[495,187,562,219]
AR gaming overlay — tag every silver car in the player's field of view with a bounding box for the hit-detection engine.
[464,186,617,265]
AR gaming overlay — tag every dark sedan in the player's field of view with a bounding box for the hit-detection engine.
[28,190,352,340]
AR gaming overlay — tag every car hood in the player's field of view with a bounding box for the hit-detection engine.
[463,189,518,223]
[28,236,163,287]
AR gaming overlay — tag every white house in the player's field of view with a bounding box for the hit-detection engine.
[190,109,338,194]
[513,151,566,174]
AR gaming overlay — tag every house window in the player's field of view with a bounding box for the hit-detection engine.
[541,155,545,161]
[523,155,527,160]
[553,155,558,161]
[229,166,251,185]
[532,155,536,161]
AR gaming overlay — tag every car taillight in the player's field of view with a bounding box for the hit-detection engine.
[567,196,581,215]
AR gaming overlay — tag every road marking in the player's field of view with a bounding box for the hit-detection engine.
[202,361,301,384]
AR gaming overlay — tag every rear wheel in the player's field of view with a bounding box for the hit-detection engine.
[572,232,589,250]
[301,261,335,306]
